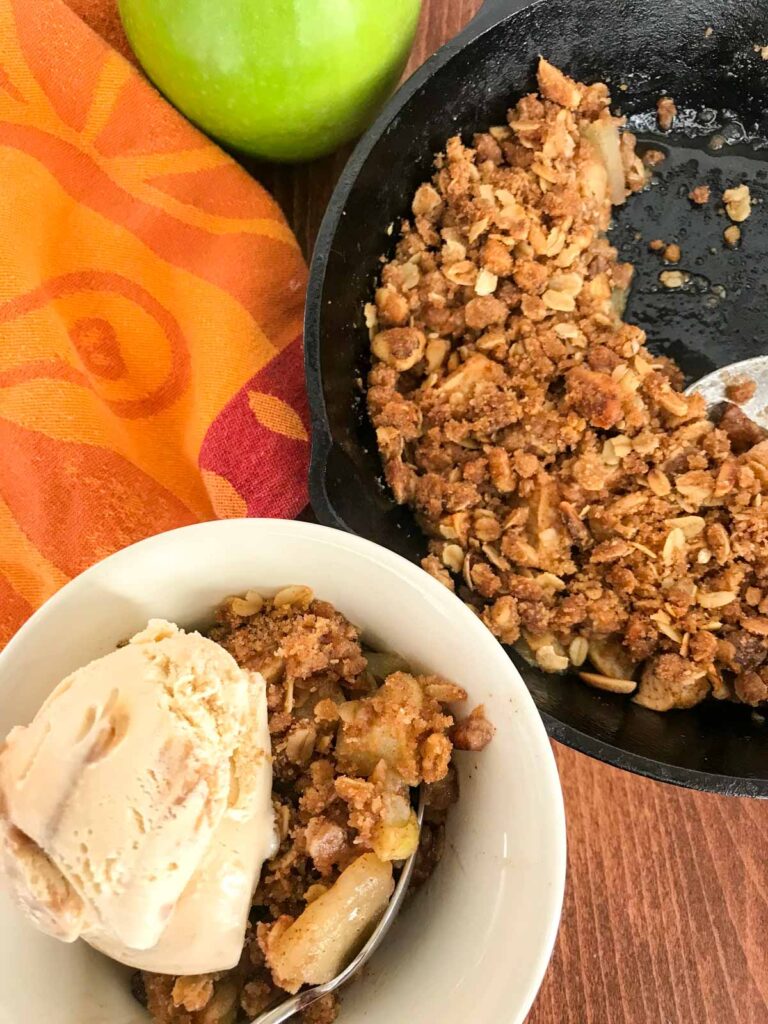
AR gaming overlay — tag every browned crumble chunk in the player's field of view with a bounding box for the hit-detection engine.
[172,977,215,1013]
[656,96,677,131]
[726,378,757,404]
[642,148,666,168]
[723,184,752,223]
[662,243,681,263]
[659,269,687,289]
[452,706,496,750]
[689,184,711,204]
[301,995,343,1024]
[719,404,766,453]
[367,59,768,715]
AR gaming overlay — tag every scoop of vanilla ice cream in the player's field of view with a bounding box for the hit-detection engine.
[0,619,276,974]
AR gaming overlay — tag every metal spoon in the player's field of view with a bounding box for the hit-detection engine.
[252,790,427,1024]
[685,355,768,428]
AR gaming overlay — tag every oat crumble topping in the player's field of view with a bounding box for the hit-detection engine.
[689,184,711,205]
[367,59,768,713]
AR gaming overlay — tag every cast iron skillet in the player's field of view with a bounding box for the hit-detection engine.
[304,0,768,796]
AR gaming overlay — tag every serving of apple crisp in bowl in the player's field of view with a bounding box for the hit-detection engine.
[0,519,565,1024]
[139,585,493,1024]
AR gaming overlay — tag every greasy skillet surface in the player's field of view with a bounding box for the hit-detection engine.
[305,0,768,794]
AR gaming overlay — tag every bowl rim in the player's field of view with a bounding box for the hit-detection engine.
[0,517,567,1023]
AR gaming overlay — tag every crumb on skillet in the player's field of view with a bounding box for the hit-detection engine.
[723,184,752,223]
[642,148,666,168]
[689,184,710,205]
[659,270,688,289]
[656,96,677,132]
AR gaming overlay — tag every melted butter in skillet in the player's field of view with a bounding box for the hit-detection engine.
[611,123,768,384]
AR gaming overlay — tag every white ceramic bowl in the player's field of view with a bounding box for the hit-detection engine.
[0,519,565,1024]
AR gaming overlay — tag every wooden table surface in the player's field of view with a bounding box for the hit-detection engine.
[261,4,767,1022]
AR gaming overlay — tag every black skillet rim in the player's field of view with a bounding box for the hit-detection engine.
[303,0,768,798]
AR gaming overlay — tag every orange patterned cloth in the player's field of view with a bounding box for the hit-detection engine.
[0,0,309,648]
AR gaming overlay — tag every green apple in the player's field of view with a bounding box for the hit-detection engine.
[118,0,422,162]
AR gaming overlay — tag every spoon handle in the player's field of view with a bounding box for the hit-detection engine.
[252,994,304,1024]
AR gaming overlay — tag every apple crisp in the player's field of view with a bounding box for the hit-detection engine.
[135,588,492,1024]
[367,58,768,712]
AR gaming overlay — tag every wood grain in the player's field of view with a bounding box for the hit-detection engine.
[258,3,768,1021]
[537,747,768,1023]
